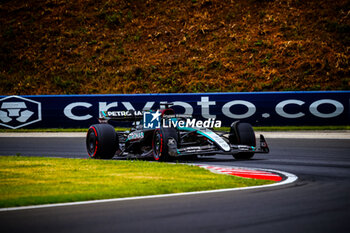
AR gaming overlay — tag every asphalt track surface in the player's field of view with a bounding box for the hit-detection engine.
[0,135,350,233]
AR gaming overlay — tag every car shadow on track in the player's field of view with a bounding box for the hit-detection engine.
[113,155,267,163]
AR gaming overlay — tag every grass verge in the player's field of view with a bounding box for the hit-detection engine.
[0,156,273,208]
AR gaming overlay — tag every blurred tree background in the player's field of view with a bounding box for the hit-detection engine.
[0,0,349,95]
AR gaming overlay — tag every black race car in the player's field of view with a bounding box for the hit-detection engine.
[86,104,269,161]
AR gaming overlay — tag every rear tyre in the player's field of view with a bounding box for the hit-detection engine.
[232,123,256,160]
[86,124,119,159]
[152,128,178,162]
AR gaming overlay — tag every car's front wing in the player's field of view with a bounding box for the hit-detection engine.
[171,135,269,157]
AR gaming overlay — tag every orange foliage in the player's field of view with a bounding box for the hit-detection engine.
[0,0,349,95]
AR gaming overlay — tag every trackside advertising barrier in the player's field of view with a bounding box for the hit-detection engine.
[0,91,349,129]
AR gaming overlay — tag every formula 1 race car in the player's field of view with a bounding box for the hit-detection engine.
[86,104,269,161]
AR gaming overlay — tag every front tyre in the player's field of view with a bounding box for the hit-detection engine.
[86,124,119,159]
[232,123,256,160]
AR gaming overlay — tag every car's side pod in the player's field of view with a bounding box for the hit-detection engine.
[229,121,241,144]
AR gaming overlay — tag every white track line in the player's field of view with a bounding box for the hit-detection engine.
[0,165,297,212]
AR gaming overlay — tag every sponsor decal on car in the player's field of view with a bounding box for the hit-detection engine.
[104,110,143,117]
[127,131,144,140]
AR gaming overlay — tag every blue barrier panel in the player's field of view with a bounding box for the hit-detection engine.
[0,91,349,129]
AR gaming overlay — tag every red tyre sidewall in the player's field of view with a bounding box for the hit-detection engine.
[87,126,99,158]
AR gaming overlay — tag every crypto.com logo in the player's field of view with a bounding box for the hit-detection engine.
[0,96,42,129]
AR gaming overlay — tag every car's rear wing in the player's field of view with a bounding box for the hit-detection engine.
[99,109,193,124]
[99,110,144,122]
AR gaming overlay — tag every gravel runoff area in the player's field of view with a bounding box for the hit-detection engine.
[0,131,349,139]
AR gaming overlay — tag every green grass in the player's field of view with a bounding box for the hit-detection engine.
[0,126,348,133]
[0,156,273,208]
